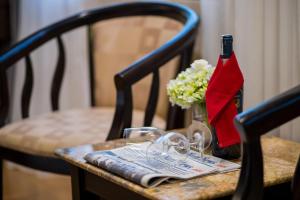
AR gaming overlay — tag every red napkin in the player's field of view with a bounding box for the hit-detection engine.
[205,52,244,148]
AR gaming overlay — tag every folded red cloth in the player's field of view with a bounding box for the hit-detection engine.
[205,52,244,147]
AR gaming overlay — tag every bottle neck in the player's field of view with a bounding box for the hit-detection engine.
[220,34,233,60]
[221,47,232,64]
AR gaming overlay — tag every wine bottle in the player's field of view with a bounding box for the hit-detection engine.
[211,34,243,160]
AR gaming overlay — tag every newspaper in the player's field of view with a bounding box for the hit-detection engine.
[84,142,240,188]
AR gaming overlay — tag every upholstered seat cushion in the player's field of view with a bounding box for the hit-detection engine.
[0,107,165,158]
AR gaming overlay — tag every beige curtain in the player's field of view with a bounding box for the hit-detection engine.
[200,0,300,141]
[11,0,90,121]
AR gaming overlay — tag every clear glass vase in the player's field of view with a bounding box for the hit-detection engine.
[191,102,209,125]
[187,102,212,158]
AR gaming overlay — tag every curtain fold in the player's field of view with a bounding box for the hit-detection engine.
[200,0,300,141]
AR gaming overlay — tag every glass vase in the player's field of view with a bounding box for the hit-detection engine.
[187,102,212,158]
[191,102,209,125]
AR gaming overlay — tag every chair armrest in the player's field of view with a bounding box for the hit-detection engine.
[234,84,300,142]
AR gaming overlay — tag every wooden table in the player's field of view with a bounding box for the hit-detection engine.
[55,135,300,200]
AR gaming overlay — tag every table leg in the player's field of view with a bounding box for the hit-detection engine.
[0,159,2,200]
[70,165,100,200]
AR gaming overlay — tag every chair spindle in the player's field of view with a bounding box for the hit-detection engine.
[122,87,133,132]
[87,25,96,107]
[21,55,34,118]
[144,69,159,126]
[0,68,9,127]
[107,87,133,140]
[233,139,263,200]
[51,36,66,111]
[166,45,194,130]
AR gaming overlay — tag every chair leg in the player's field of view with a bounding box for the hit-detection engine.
[0,159,3,200]
[292,156,300,200]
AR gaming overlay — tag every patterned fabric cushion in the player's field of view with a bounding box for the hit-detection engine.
[92,16,182,119]
[0,107,165,158]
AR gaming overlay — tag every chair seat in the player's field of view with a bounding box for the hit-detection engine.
[0,107,166,158]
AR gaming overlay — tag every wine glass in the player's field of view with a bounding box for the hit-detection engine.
[146,132,190,168]
[123,127,164,145]
[187,120,212,158]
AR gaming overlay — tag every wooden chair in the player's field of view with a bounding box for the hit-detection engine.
[233,85,300,200]
[0,2,199,198]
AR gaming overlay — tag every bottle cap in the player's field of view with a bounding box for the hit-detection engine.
[221,34,233,58]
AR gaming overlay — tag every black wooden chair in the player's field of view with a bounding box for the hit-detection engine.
[0,1,199,198]
[233,85,300,200]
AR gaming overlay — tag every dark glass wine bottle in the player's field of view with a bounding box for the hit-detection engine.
[211,34,243,160]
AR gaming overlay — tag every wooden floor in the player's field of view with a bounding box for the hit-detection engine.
[3,161,71,200]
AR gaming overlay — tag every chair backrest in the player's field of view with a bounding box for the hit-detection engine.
[92,16,183,120]
[233,84,300,200]
[0,2,199,138]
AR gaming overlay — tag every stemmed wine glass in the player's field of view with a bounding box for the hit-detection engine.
[123,127,164,144]
[123,126,211,168]
[146,132,190,168]
[187,120,212,159]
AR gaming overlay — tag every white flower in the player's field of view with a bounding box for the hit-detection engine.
[191,59,209,70]
[167,59,214,109]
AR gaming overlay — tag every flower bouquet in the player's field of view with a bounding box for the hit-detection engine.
[167,59,214,109]
[167,59,215,154]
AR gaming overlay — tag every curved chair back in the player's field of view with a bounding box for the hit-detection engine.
[233,85,300,200]
[0,2,199,139]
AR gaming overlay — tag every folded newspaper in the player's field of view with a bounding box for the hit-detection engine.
[84,142,240,188]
